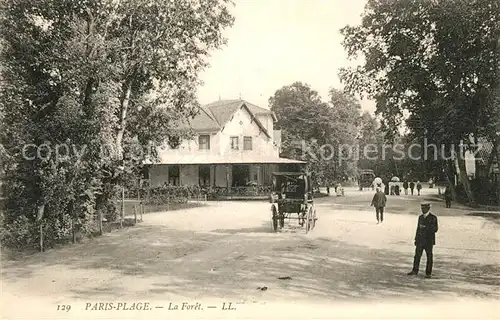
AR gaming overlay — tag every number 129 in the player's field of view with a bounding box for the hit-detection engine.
[57,305,71,312]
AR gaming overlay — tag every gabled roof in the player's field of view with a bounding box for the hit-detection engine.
[186,99,276,138]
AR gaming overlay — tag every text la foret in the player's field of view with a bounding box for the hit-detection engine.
[168,302,203,311]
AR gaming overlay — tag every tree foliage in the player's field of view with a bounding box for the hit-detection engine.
[269,82,361,185]
[340,0,500,203]
[0,0,234,249]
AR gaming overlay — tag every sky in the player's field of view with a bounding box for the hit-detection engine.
[196,0,376,113]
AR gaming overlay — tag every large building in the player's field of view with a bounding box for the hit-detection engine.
[145,99,305,196]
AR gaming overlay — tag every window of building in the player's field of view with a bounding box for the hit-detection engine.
[243,136,252,150]
[230,136,239,150]
[168,165,180,186]
[198,135,210,150]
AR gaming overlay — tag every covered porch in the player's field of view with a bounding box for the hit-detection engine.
[146,155,306,199]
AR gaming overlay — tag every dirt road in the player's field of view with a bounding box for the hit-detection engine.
[2,188,499,319]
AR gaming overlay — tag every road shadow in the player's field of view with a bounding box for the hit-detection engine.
[467,211,500,225]
[211,222,273,234]
[2,223,499,302]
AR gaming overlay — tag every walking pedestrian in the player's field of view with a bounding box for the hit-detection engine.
[371,187,387,224]
[407,202,438,278]
[403,180,409,195]
[444,185,452,208]
[409,181,415,195]
[336,183,343,197]
[416,181,422,196]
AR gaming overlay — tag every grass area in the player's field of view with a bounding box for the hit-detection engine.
[1,199,207,256]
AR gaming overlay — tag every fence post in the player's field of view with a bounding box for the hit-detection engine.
[134,204,138,224]
[140,203,143,222]
[39,223,43,252]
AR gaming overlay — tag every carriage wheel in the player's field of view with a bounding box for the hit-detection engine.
[271,206,279,232]
[310,208,317,230]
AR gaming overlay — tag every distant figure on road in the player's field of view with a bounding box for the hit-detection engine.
[403,180,409,195]
[444,186,452,208]
[373,177,383,189]
[326,185,330,195]
[407,202,438,279]
[416,181,422,196]
[336,183,343,197]
[409,181,415,195]
[371,187,387,224]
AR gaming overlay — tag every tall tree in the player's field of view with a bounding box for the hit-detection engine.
[269,82,361,184]
[0,0,234,249]
[339,0,500,204]
[328,88,361,180]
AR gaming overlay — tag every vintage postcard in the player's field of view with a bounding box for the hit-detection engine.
[1,0,499,319]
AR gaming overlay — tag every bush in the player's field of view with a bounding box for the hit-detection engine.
[104,201,119,222]
[145,185,202,205]
[1,215,38,250]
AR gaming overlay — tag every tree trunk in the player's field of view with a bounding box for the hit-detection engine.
[485,139,498,174]
[98,209,103,235]
[456,156,475,205]
[116,81,132,160]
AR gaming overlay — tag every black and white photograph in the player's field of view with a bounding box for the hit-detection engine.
[1,0,499,319]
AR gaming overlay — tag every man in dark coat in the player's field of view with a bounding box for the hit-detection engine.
[409,181,415,195]
[403,180,409,195]
[407,202,438,278]
[444,186,452,208]
[371,187,387,224]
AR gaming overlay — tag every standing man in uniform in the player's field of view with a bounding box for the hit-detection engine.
[371,187,387,224]
[409,181,415,195]
[407,202,438,278]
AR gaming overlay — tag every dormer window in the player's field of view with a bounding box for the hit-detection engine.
[230,136,239,150]
[199,135,210,150]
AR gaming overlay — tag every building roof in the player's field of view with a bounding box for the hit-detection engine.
[146,153,306,165]
[185,99,277,137]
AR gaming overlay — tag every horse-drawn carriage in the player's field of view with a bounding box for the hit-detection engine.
[269,172,317,233]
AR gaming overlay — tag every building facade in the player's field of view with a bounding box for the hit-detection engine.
[146,99,304,195]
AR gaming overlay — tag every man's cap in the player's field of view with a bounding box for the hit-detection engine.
[420,202,431,207]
